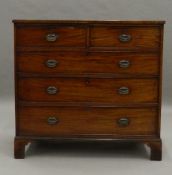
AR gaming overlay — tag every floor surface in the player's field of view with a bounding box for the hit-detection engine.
[0,99,171,175]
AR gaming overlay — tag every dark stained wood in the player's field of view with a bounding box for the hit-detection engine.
[18,72,159,79]
[19,101,158,108]
[145,139,162,160]
[157,25,164,137]
[16,46,159,52]
[18,107,158,136]
[14,20,165,160]
[13,20,165,25]
[14,22,18,137]
[17,52,159,75]
[18,78,158,103]
[16,46,87,52]
[14,138,30,159]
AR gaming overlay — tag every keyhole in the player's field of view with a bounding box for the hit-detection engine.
[85,78,90,85]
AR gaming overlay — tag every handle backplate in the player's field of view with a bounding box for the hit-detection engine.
[46,59,59,68]
[117,118,129,127]
[118,87,130,95]
[119,60,130,68]
[119,34,131,42]
[47,117,59,125]
[47,86,58,95]
[46,33,58,42]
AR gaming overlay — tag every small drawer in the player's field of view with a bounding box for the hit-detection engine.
[16,25,86,47]
[18,107,158,137]
[17,52,159,75]
[90,26,160,50]
[18,78,158,104]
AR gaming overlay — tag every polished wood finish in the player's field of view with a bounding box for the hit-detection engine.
[13,20,165,25]
[17,52,159,75]
[18,78,158,103]
[18,107,158,136]
[16,26,86,47]
[14,138,30,159]
[14,20,165,160]
[147,140,162,160]
[90,26,160,50]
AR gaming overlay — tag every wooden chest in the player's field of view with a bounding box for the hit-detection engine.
[13,20,165,160]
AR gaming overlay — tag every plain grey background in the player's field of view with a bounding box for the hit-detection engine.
[0,0,171,175]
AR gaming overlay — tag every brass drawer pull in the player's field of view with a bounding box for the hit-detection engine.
[47,117,59,125]
[119,34,131,42]
[118,87,130,95]
[117,118,129,127]
[119,60,130,68]
[47,86,58,95]
[46,59,59,68]
[46,33,58,42]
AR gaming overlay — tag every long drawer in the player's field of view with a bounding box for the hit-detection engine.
[17,52,159,75]
[18,107,158,137]
[18,78,158,103]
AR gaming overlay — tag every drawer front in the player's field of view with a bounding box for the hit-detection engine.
[17,52,159,75]
[18,78,158,103]
[90,26,160,50]
[16,25,86,47]
[18,107,157,136]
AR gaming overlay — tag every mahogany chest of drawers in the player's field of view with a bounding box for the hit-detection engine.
[13,20,165,160]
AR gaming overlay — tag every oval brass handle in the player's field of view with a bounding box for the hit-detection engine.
[119,60,130,68]
[117,118,129,127]
[47,117,59,125]
[46,33,58,42]
[46,59,59,68]
[118,87,130,95]
[47,86,58,95]
[119,34,131,42]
